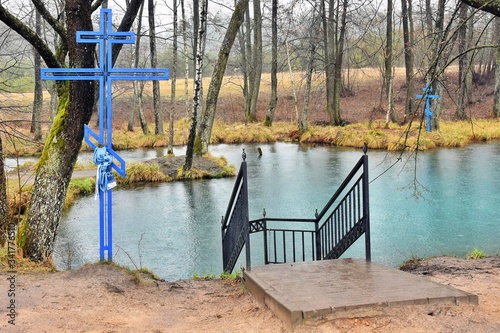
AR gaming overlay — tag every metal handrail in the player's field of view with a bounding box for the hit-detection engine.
[222,151,370,273]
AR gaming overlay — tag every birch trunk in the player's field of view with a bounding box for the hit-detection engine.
[196,0,249,154]
[184,0,207,171]
[168,0,178,155]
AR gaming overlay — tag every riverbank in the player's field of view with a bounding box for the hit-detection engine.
[0,255,499,332]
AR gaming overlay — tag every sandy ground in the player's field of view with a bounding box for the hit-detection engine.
[1,256,499,333]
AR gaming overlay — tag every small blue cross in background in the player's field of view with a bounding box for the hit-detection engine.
[416,84,439,132]
[42,9,169,261]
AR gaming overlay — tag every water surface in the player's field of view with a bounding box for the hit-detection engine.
[55,142,500,280]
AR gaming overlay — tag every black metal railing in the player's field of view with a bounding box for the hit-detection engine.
[316,153,370,260]
[221,151,249,273]
[249,216,317,264]
[222,150,370,273]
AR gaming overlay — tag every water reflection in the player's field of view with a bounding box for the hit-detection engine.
[55,142,500,280]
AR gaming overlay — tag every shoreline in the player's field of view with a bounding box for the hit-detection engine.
[1,255,499,332]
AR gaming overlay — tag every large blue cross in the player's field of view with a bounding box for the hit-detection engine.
[416,84,439,132]
[42,9,169,261]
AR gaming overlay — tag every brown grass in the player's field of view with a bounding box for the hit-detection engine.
[1,67,498,159]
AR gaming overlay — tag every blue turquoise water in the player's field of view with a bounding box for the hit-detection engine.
[54,142,500,280]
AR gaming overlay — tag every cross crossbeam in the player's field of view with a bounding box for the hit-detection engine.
[41,8,169,261]
[416,84,439,132]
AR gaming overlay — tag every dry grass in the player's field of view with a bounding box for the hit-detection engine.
[1,66,499,158]
[117,162,171,184]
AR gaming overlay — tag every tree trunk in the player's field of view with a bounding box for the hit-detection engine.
[384,0,399,125]
[193,0,199,69]
[461,0,500,16]
[181,0,190,119]
[128,0,147,133]
[455,3,470,120]
[428,0,446,131]
[324,0,336,125]
[493,17,500,117]
[49,84,58,123]
[238,1,250,121]
[0,0,145,262]
[299,34,317,133]
[149,0,163,134]
[384,0,393,100]
[264,0,278,127]
[248,0,262,122]
[184,0,207,172]
[168,0,178,155]
[332,0,347,126]
[385,74,396,126]
[31,9,43,141]
[285,39,299,123]
[134,82,149,134]
[243,2,252,121]
[196,0,248,155]
[425,0,433,35]
[401,0,415,122]
[21,1,96,261]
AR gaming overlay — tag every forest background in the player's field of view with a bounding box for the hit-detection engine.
[1,0,500,265]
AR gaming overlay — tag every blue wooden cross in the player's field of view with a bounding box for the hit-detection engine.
[416,84,439,132]
[41,9,169,261]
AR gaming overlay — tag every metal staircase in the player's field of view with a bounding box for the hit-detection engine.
[222,150,370,273]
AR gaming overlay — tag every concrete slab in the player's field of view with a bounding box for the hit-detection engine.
[243,258,478,329]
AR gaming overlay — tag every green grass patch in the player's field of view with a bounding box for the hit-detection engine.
[467,248,486,260]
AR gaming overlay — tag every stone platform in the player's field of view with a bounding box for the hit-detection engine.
[243,258,478,329]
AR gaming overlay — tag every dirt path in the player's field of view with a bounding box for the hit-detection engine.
[1,256,499,333]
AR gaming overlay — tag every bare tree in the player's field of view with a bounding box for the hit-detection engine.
[183,0,207,172]
[384,0,399,125]
[427,0,446,131]
[332,0,348,126]
[264,0,278,127]
[323,0,347,126]
[237,0,251,120]
[128,1,149,134]
[299,4,321,133]
[460,0,500,118]
[195,0,249,154]
[181,0,190,118]
[248,0,262,122]
[455,2,473,120]
[168,0,178,155]
[401,0,415,122]
[149,0,163,134]
[494,17,500,117]
[30,8,42,141]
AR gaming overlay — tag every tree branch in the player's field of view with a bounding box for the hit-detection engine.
[91,0,105,12]
[461,0,500,16]
[112,0,145,65]
[0,3,61,68]
[31,0,67,41]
